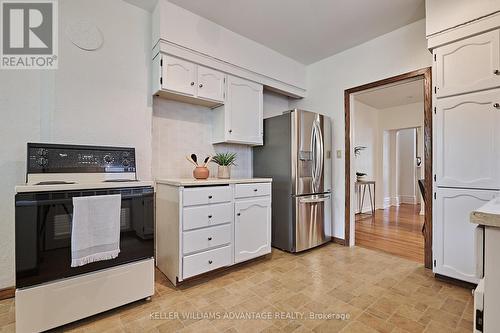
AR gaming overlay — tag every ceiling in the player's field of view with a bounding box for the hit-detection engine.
[165,0,425,64]
[354,79,424,109]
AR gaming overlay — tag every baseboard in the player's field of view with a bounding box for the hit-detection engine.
[399,195,417,204]
[331,237,346,246]
[434,273,476,290]
[0,287,15,300]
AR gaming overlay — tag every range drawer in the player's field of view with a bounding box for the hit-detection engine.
[183,224,231,255]
[235,183,271,199]
[183,202,232,231]
[183,186,232,206]
[183,245,232,279]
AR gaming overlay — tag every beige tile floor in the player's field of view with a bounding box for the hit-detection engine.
[0,244,473,333]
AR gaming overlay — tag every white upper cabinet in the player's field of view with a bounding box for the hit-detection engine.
[435,89,500,189]
[435,30,500,98]
[153,54,226,107]
[234,198,271,263]
[212,75,263,145]
[197,65,225,103]
[162,55,196,96]
[433,188,497,284]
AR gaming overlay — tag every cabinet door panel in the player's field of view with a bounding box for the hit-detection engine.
[234,198,271,263]
[227,76,263,145]
[436,30,500,98]
[435,90,500,189]
[197,66,225,102]
[161,55,196,96]
[434,188,497,283]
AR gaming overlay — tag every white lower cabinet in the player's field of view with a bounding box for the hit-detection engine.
[434,188,498,283]
[155,180,272,285]
[235,198,272,263]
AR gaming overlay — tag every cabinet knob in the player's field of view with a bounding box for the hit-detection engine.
[229,129,232,133]
[208,260,213,264]
[253,189,258,192]
[237,213,241,216]
[208,215,213,218]
[208,195,213,199]
[494,103,500,108]
[208,237,212,241]
[199,84,203,88]
[190,82,195,86]
[494,69,500,75]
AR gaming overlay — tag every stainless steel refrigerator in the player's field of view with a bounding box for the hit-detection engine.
[253,109,332,252]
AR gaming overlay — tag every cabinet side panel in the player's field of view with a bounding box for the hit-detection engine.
[155,184,180,284]
[253,113,293,251]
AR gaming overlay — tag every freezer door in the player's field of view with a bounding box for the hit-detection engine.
[294,193,330,252]
[293,110,330,196]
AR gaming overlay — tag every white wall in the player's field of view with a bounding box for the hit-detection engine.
[154,0,306,91]
[0,0,152,289]
[263,90,290,119]
[396,129,418,204]
[291,18,431,244]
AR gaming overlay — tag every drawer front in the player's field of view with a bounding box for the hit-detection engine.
[183,224,231,255]
[235,183,271,199]
[183,202,233,231]
[183,186,232,206]
[183,245,232,279]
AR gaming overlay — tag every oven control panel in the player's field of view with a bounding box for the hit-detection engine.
[27,143,136,173]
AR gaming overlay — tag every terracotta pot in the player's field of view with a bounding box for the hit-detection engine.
[217,165,231,179]
[193,166,209,179]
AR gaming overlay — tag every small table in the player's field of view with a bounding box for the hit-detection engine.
[355,180,376,218]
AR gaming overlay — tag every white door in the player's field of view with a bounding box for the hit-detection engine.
[234,198,271,263]
[161,55,196,96]
[435,90,500,189]
[436,29,500,98]
[197,66,225,103]
[226,76,263,145]
[434,188,497,283]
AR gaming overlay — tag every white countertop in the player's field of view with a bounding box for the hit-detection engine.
[156,178,272,187]
[471,197,500,228]
[16,180,154,193]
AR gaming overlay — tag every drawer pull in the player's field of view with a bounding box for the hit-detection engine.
[494,69,500,75]
[237,213,241,216]
[208,215,213,218]
[494,103,500,109]
[208,237,212,241]
[208,195,213,199]
[254,189,258,192]
[208,260,213,264]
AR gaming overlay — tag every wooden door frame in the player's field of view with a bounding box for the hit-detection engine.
[344,67,433,269]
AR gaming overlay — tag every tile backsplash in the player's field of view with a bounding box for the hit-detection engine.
[152,98,253,179]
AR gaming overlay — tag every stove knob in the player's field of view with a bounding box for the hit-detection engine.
[122,159,130,167]
[37,148,48,156]
[37,157,48,167]
[103,155,113,163]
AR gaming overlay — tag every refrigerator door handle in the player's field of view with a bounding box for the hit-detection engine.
[311,119,323,193]
[311,124,318,192]
[299,194,331,204]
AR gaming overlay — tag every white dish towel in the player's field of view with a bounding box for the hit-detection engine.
[71,194,121,267]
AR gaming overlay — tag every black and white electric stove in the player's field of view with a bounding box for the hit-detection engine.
[15,143,155,333]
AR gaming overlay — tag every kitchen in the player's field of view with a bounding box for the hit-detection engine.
[1,0,499,332]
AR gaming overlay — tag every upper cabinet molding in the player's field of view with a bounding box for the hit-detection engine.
[152,0,306,98]
[426,0,500,37]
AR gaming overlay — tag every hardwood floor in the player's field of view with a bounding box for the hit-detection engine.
[355,204,425,263]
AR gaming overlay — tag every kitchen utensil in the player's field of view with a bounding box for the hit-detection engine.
[186,155,198,167]
[191,154,198,165]
[203,156,213,167]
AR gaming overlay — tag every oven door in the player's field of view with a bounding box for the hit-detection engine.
[15,187,154,288]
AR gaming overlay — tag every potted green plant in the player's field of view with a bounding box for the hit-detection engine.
[212,152,237,179]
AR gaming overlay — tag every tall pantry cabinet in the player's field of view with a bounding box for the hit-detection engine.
[432,28,500,283]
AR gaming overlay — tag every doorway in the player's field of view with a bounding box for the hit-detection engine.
[344,68,433,268]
